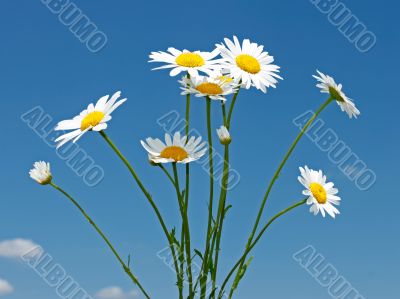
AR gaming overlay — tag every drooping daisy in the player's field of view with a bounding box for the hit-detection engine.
[29,161,52,185]
[54,91,126,148]
[216,125,231,145]
[298,166,341,219]
[149,48,222,77]
[141,132,207,164]
[216,36,282,93]
[179,75,238,101]
[313,70,360,119]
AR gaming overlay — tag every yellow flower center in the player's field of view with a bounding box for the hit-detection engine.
[218,76,233,84]
[81,111,105,131]
[160,146,189,162]
[175,52,205,68]
[196,83,223,95]
[309,183,327,204]
[236,54,261,74]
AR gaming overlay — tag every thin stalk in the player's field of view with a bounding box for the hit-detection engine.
[49,182,151,299]
[227,97,334,296]
[184,78,193,297]
[200,97,215,298]
[221,101,228,127]
[219,199,307,299]
[173,163,194,298]
[158,163,185,299]
[210,144,230,297]
[185,74,191,136]
[158,164,175,186]
[99,131,183,298]
[226,87,241,129]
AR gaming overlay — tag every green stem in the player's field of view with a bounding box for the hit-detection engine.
[49,182,151,299]
[158,164,185,299]
[210,144,230,297]
[227,97,334,297]
[99,131,183,297]
[185,75,191,136]
[200,97,215,298]
[227,86,241,129]
[219,199,307,299]
[173,163,194,298]
[158,164,175,186]
[221,101,228,127]
[184,78,193,297]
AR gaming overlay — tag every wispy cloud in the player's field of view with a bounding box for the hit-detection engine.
[95,287,139,299]
[0,239,39,259]
[0,279,13,296]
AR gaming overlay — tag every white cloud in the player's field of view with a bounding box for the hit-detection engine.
[0,239,39,259]
[95,287,139,299]
[0,279,13,296]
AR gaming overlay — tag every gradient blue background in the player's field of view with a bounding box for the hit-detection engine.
[1,0,399,298]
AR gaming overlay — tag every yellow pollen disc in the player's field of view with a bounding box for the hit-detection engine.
[309,183,327,204]
[175,52,205,68]
[217,76,233,84]
[236,54,261,74]
[81,111,105,131]
[160,146,189,162]
[196,83,223,95]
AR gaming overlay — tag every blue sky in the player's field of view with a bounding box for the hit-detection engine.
[1,0,399,298]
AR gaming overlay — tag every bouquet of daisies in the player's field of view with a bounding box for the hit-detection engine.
[29,36,360,299]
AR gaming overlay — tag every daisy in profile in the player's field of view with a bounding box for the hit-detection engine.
[298,166,341,219]
[54,91,126,148]
[149,48,222,77]
[141,132,207,164]
[313,70,360,119]
[29,161,52,185]
[216,36,282,93]
[179,75,238,101]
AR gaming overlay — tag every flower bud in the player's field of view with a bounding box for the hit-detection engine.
[216,126,231,145]
[29,161,52,185]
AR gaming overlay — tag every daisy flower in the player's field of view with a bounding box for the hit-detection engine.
[216,125,231,145]
[54,91,126,148]
[179,75,238,101]
[216,36,282,93]
[298,166,341,219]
[149,48,222,77]
[29,161,52,185]
[313,70,360,119]
[141,132,207,164]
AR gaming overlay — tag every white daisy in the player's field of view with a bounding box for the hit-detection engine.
[149,48,222,77]
[216,125,231,145]
[313,70,360,119]
[216,36,282,93]
[54,91,126,148]
[298,166,341,219]
[179,75,238,101]
[29,161,52,185]
[141,132,207,164]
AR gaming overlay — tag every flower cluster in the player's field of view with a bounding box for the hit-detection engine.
[29,35,362,299]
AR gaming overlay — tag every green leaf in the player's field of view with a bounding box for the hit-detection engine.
[232,256,254,291]
[194,249,204,261]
